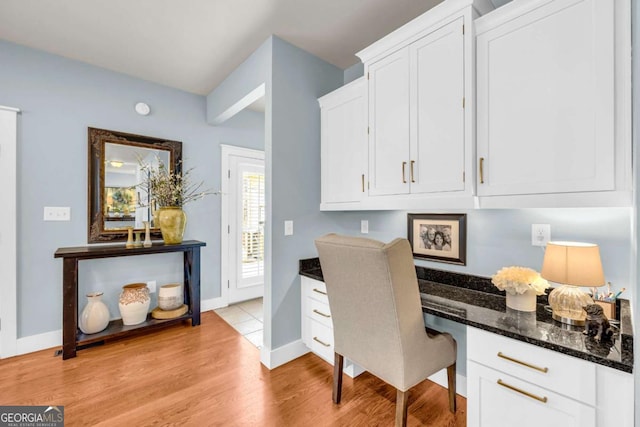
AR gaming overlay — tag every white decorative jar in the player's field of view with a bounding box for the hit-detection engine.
[79,292,110,334]
[118,283,151,325]
[505,289,537,312]
[158,284,183,311]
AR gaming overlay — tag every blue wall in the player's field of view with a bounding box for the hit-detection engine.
[269,37,344,348]
[0,40,264,337]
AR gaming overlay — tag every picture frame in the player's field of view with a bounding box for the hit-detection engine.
[407,213,467,265]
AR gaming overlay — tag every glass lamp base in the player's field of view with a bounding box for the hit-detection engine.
[548,284,594,326]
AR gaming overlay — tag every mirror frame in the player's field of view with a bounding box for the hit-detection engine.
[88,127,182,243]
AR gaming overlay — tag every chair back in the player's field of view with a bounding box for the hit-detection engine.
[314,233,429,389]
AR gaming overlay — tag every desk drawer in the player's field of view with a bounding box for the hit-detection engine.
[310,319,334,363]
[307,281,329,304]
[308,298,333,329]
[468,327,595,405]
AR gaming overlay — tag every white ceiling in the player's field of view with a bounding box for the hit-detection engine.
[0,0,451,95]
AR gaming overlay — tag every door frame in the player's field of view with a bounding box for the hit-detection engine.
[220,144,265,307]
[0,106,20,358]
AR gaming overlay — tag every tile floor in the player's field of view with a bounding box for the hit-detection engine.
[214,297,263,348]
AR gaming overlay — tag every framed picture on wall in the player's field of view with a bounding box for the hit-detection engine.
[407,213,467,265]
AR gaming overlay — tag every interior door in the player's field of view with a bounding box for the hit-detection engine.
[228,155,265,304]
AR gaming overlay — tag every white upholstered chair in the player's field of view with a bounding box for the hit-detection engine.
[314,233,457,427]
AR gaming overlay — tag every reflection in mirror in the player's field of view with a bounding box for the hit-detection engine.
[103,143,170,230]
[88,128,182,243]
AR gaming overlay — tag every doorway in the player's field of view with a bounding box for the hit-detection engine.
[221,145,265,306]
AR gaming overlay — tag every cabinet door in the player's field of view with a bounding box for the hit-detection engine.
[467,361,595,427]
[320,78,367,204]
[476,0,615,196]
[368,48,410,196]
[410,17,465,194]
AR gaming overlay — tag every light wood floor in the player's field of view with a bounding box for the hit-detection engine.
[0,311,466,426]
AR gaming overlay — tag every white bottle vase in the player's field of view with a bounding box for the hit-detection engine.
[119,283,151,325]
[79,292,110,334]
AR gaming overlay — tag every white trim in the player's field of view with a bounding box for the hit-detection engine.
[201,297,227,312]
[220,144,265,308]
[210,84,266,125]
[260,339,309,369]
[0,105,20,113]
[428,370,467,398]
[0,108,18,358]
[16,329,61,356]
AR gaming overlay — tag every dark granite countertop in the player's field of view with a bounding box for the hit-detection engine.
[299,258,633,373]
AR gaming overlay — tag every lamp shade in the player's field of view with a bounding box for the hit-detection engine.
[541,241,605,287]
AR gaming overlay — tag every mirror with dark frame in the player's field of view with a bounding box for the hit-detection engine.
[88,128,182,243]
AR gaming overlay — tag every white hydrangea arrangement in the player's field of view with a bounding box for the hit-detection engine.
[491,266,549,296]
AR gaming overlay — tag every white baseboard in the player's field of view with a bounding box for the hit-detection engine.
[260,339,309,370]
[16,329,61,356]
[201,297,227,312]
[428,370,467,398]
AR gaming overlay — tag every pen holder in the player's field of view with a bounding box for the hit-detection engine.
[594,300,616,320]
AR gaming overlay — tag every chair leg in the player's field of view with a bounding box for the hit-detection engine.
[395,389,408,427]
[447,362,457,413]
[333,352,344,404]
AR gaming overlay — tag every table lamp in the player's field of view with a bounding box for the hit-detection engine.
[541,241,604,326]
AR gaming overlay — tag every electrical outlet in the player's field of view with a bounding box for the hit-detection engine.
[284,220,293,236]
[531,224,551,246]
[44,206,71,221]
[147,280,157,293]
[361,220,369,234]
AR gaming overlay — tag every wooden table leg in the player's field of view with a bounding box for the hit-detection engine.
[184,248,201,326]
[62,258,78,359]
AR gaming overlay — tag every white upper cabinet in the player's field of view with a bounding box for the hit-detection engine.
[368,18,466,197]
[319,78,367,208]
[410,17,465,195]
[356,0,493,209]
[475,0,631,207]
[368,48,411,196]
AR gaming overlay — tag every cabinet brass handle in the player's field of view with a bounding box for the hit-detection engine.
[479,157,485,184]
[410,160,415,183]
[402,162,407,183]
[312,288,327,296]
[313,337,331,347]
[497,352,549,373]
[497,379,548,403]
[361,174,365,193]
[313,309,331,318]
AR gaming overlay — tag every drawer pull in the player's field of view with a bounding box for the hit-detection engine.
[410,160,415,183]
[313,309,331,318]
[479,157,485,184]
[402,161,407,183]
[497,379,548,403]
[497,352,549,373]
[312,288,327,296]
[313,337,331,347]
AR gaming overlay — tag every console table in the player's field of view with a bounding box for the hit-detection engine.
[54,240,205,359]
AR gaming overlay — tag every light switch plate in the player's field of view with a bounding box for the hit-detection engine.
[284,220,293,236]
[361,220,369,234]
[44,206,71,221]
